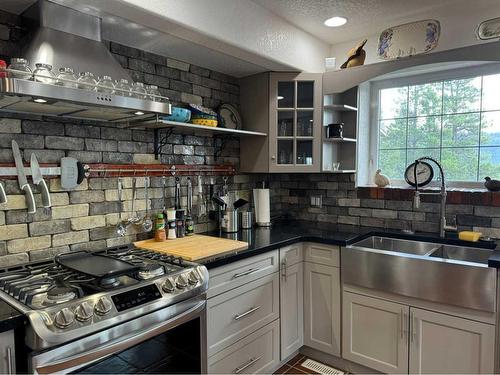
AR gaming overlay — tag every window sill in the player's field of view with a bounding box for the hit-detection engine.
[357,185,500,206]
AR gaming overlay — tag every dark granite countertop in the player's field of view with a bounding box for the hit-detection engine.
[0,300,25,333]
[201,220,498,269]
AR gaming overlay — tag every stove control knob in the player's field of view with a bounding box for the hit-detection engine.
[75,301,94,322]
[188,270,200,285]
[176,274,188,289]
[54,308,75,329]
[162,278,176,293]
[95,296,113,315]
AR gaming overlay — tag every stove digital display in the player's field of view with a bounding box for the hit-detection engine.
[112,284,162,312]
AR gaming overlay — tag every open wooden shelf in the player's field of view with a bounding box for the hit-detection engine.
[122,119,267,137]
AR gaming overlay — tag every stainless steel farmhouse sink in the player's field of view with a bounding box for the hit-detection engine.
[428,245,493,264]
[342,236,496,312]
[352,236,438,256]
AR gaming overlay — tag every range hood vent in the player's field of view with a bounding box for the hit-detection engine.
[21,0,130,80]
[0,1,171,122]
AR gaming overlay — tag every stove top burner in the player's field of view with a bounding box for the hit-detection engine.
[137,263,165,280]
[99,277,121,288]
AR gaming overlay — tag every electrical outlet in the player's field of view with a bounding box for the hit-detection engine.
[310,195,322,208]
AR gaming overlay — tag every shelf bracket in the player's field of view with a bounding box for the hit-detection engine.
[214,134,235,159]
[153,127,175,160]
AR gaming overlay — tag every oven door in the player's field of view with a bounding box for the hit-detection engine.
[31,296,206,374]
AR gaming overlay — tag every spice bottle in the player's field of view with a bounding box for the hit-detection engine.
[185,215,194,236]
[154,214,166,242]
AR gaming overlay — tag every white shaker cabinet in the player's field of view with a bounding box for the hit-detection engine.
[303,262,341,356]
[342,291,409,374]
[409,307,495,374]
[280,261,304,359]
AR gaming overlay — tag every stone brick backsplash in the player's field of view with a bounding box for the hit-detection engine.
[0,9,250,266]
[267,173,500,239]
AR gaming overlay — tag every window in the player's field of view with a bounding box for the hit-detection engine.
[377,73,500,182]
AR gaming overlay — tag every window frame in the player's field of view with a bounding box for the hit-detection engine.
[368,63,500,189]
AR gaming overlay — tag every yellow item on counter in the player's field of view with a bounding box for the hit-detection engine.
[458,231,482,242]
[191,119,218,127]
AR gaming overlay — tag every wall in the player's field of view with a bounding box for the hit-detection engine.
[0,9,256,267]
[269,173,500,240]
[330,0,500,68]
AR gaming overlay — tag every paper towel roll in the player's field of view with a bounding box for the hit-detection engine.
[253,188,271,226]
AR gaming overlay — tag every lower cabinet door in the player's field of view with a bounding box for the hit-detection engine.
[409,307,495,374]
[303,262,341,356]
[342,292,409,374]
[208,320,280,374]
[280,262,303,360]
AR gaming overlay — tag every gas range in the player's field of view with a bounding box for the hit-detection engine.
[0,245,209,351]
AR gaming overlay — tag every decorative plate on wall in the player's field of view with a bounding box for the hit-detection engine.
[476,17,500,40]
[218,104,242,130]
[377,19,440,60]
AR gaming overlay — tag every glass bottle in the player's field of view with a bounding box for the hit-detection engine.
[97,75,115,94]
[146,84,162,101]
[7,58,32,80]
[131,82,148,100]
[56,67,78,88]
[77,72,97,91]
[114,78,132,97]
[33,63,55,84]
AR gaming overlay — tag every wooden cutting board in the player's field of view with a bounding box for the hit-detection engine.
[134,235,249,261]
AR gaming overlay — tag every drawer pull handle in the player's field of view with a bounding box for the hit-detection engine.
[234,356,262,374]
[234,306,261,320]
[233,268,261,279]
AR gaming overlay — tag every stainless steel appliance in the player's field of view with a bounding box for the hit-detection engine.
[0,245,209,374]
[0,1,171,122]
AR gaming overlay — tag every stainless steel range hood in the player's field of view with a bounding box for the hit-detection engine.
[0,0,171,122]
[22,0,130,81]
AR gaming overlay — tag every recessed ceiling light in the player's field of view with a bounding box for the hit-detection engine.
[134,111,145,115]
[324,16,347,27]
[33,98,47,103]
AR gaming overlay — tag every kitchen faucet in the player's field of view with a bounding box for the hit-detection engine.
[412,157,457,238]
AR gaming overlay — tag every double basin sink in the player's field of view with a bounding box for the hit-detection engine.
[343,236,497,312]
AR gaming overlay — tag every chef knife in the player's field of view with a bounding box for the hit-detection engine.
[0,182,6,204]
[30,153,51,208]
[11,140,36,214]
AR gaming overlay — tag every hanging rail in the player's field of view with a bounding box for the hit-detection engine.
[0,162,236,180]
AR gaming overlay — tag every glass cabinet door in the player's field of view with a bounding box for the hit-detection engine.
[272,74,320,172]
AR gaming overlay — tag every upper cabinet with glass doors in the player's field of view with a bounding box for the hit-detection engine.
[239,72,322,173]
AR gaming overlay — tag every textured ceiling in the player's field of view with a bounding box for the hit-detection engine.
[251,0,480,44]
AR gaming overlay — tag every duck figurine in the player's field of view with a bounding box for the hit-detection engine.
[374,169,390,187]
[484,177,500,192]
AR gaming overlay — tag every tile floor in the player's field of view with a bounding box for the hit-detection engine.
[274,354,342,374]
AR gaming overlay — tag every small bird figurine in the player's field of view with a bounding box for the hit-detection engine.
[484,177,500,192]
[374,169,390,187]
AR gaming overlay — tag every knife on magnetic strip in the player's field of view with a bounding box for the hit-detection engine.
[31,153,51,208]
[11,140,36,214]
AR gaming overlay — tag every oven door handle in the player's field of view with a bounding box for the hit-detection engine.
[35,300,206,375]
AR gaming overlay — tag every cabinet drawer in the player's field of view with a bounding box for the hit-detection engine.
[208,320,280,374]
[304,243,339,267]
[207,273,280,356]
[279,243,303,267]
[208,250,279,298]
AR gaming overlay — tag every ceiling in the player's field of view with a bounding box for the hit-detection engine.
[251,0,488,44]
